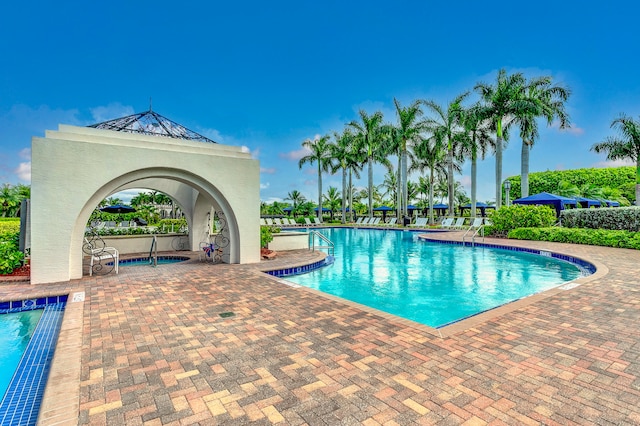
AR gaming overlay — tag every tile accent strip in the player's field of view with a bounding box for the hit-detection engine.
[265,256,334,278]
[0,300,67,426]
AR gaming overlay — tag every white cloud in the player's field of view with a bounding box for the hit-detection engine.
[262,196,283,204]
[281,146,311,161]
[14,162,31,182]
[592,158,634,168]
[260,182,270,190]
[198,127,224,143]
[90,103,135,123]
[18,148,31,160]
[260,167,276,174]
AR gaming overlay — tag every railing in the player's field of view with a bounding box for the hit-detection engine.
[149,235,158,266]
[462,225,485,247]
[309,231,334,256]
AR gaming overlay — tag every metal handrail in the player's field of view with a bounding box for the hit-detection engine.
[149,234,158,266]
[309,231,334,256]
[462,225,485,247]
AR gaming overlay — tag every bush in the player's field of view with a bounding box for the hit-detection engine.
[509,227,640,250]
[560,206,640,232]
[0,218,20,233]
[157,218,188,233]
[261,225,281,247]
[485,205,556,237]
[0,231,24,274]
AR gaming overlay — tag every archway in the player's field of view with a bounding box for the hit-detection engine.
[31,119,259,284]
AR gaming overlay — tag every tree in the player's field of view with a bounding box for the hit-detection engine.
[458,105,494,217]
[591,114,640,206]
[380,170,398,205]
[0,184,19,217]
[392,98,427,218]
[330,129,359,223]
[285,190,306,216]
[516,76,571,197]
[323,186,342,220]
[298,134,334,223]
[348,110,391,217]
[475,69,535,207]
[411,135,449,224]
[423,93,469,216]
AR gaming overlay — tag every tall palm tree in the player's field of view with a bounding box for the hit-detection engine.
[411,135,449,224]
[591,114,640,205]
[392,98,427,218]
[516,76,571,197]
[380,170,398,205]
[323,186,342,220]
[285,190,306,216]
[475,69,535,207]
[298,134,334,223]
[458,105,494,217]
[348,110,391,218]
[423,93,469,216]
[330,129,359,223]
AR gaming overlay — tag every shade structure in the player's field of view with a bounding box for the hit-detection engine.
[283,206,293,212]
[459,202,495,217]
[314,207,331,212]
[100,204,136,214]
[604,200,620,207]
[373,205,394,221]
[574,197,602,208]
[512,192,577,216]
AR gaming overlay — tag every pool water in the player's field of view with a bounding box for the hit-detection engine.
[286,228,583,327]
[0,310,43,398]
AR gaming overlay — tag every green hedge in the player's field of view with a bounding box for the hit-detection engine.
[508,227,640,250]
[486,205,556,237]
[0,231,24,274]
[0,218,20,233]
[506,166,635,200]
[560,206,640,232]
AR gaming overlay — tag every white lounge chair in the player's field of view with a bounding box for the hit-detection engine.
[361,217,370,225]
[355,217,363,225]
[440,217,454,229]
[273,218,282,226]
[286,218,297,227]
[468,217,483,229]
[313,217,322,225]
[452,217,466,229]
[410,217,428,227]
[371,217,381,225]
[260,218,266,226]
[304,218,314,226]
[266,218,274,226]
[386,217,397,227]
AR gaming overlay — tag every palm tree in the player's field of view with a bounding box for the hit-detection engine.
[380,170,398,205]
[285,190,306,216]
[458,105,494,217]
[348,110,391,218]
[516,76,571,197]
[555,180,580,198]
[323,186,342,220]
[105,196,124,206]
[330,129,359,223]
[411,135,449,224]
[423,93,469,216]
[298,134,334,223]
[475,69,536,207]
[392,98,427,218]
[591,114,640,205]
[0,184,19,217]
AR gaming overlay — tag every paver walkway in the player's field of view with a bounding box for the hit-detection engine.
[2,236,640,425]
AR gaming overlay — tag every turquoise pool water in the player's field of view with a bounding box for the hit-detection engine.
[286,228,583,327]
[0,309,43,398]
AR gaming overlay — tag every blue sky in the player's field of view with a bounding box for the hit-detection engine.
[1,1,638,204]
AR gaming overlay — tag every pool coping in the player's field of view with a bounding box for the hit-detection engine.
[269,228,609,338]
[0,290,84,426]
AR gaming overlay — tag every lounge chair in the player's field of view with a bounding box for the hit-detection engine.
[468,217,483,229]
[452,217,466,229]
[304,218,314,226]
[260,218,266,226]
[273,218,282,226]
[385,217,397,227]
[266,218,274,226]
[286,218,299,227]
[355,217,363,225]
[313,218,322,225]
[410,217,428,228]
[371,217,381,225]
[440,217,454,229]
[361,217,371,225]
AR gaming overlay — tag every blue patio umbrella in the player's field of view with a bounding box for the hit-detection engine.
[314,207,331,212]
[604,200,620,207]
[373,205,394,221]
[574,197,602,208]
[513,192,577,216]
[460,202,495,216]
[100,204,136,214]
[283,206,293,212]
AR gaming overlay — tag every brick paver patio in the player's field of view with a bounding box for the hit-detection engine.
[2,233,640,425]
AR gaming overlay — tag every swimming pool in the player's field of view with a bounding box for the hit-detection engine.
[285,228,586,328]
[0,310,42,398]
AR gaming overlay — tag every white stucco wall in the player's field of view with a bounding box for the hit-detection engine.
[31,125,260,284]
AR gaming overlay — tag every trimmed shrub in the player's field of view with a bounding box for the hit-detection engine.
[485,205,556,237]
[509,227,640,250]
[0,218,20,233]
[560,206,640,232]
[0,231,24,274]
[260,225,280,247]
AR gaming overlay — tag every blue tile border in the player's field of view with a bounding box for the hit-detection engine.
[416,236,597,275]
[117,256,190,266]
[265,256,335,278]
[0,296,67,426]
